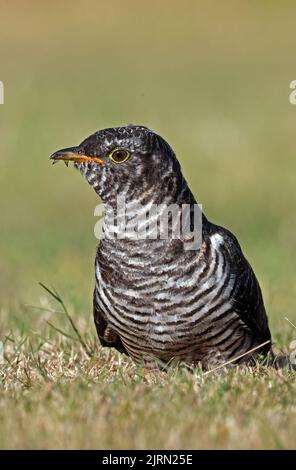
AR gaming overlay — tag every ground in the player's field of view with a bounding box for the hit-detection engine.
[1,320,296,449]
[0,1,296,449]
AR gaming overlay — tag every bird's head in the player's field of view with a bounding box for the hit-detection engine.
[50,125,186,206]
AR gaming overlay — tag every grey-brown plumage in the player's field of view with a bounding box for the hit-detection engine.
[51,125,272,369]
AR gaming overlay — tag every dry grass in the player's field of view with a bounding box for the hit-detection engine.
[1,340,296,449]
[0,290,295,450]
[1,344,296,449]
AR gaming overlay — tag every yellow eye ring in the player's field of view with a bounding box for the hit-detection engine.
[109,147,131,164]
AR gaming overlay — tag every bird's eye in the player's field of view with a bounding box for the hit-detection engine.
[109,147,130,164]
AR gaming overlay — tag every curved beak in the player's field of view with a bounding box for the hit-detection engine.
[50,147,104,166]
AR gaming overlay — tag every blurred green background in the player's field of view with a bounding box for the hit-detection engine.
[1,0,296,344]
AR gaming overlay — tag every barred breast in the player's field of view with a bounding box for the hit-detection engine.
[94,224,271,368]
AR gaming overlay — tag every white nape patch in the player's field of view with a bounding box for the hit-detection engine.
[210,233,224,249]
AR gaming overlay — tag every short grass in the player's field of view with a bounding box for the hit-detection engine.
[1,286,295,449]
[1,1,296,449]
